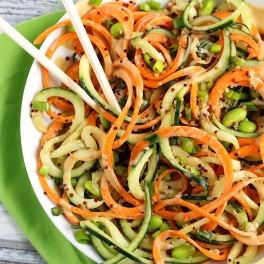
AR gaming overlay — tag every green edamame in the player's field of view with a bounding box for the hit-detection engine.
[148,215,163,232]
[222,108,247,127]
[237,120,256,133]
[198,0,214,16]
[171,244,196,259]
[110,22,124,39]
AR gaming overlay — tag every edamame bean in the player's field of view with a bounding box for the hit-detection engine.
[171,244,196,259]
[198,0,214,16]
[237,120,256,133]
[222,108,247,127]
[148,215,163,232]
[110,22,124,39]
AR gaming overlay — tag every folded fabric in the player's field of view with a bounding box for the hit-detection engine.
[0,11,95,264]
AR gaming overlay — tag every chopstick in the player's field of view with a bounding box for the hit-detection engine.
[0,16,101,113]
[61,0,121,112]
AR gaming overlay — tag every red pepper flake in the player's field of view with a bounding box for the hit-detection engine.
[124,16,129,21]
[66,56,70,61]
[94,198,98,202]
[69,193,74,197]
[110,204,114,208]
[83,201,87,205]
[44,192,47,195]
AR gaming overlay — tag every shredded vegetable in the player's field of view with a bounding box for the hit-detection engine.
[30,0,264,263]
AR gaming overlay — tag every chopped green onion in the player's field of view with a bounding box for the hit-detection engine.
[197,90,208,99]
[168,43,179,54]
[249,89,260,99]
[115,165,127,176]
[140,3,151,12]
[241,102,258,111]
[84,180,101,197]
[160,222,171,231]
[185,105,192,121]
[239,90,250,100]
[153,60,165,73]
[172,17,185,30]
[198,0,214,16]
[74,230,92,244]
[99,113,111,129]
[182,138,195,154]
[152,230,161,238]
[51,206,64,216]
[105,19,114,31]
[210,44,222,53]
[32,100,50,111]
[148,0,161,10]
[190,167,200,176]
[206,79,214,89]
[110,22,124,38]
[66,24,75,33]
[71,178,77,187]
[224,90,240,101]
[179,157,185,166]
[231,56,245,66]
[38,165,49,176]
[89,0,103,6]
[199,82,208,91]
[144,53,155,69]
[157,164,171,180]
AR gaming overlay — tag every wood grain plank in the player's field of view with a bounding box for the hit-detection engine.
[0,203,46,263]
[0,0,61,26]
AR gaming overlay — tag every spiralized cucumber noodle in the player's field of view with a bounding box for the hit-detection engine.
[30,0,264,263]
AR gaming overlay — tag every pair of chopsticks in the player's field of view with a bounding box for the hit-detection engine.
[0,0,121,113]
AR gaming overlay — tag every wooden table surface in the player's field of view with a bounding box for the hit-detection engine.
[0,1,61,263]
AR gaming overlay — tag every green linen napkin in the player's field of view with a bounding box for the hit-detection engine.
[0,11,96,264]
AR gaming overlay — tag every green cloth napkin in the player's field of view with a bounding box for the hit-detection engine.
[0,11,96,264]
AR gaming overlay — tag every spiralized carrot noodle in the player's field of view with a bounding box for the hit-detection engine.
[30,0,264,263]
